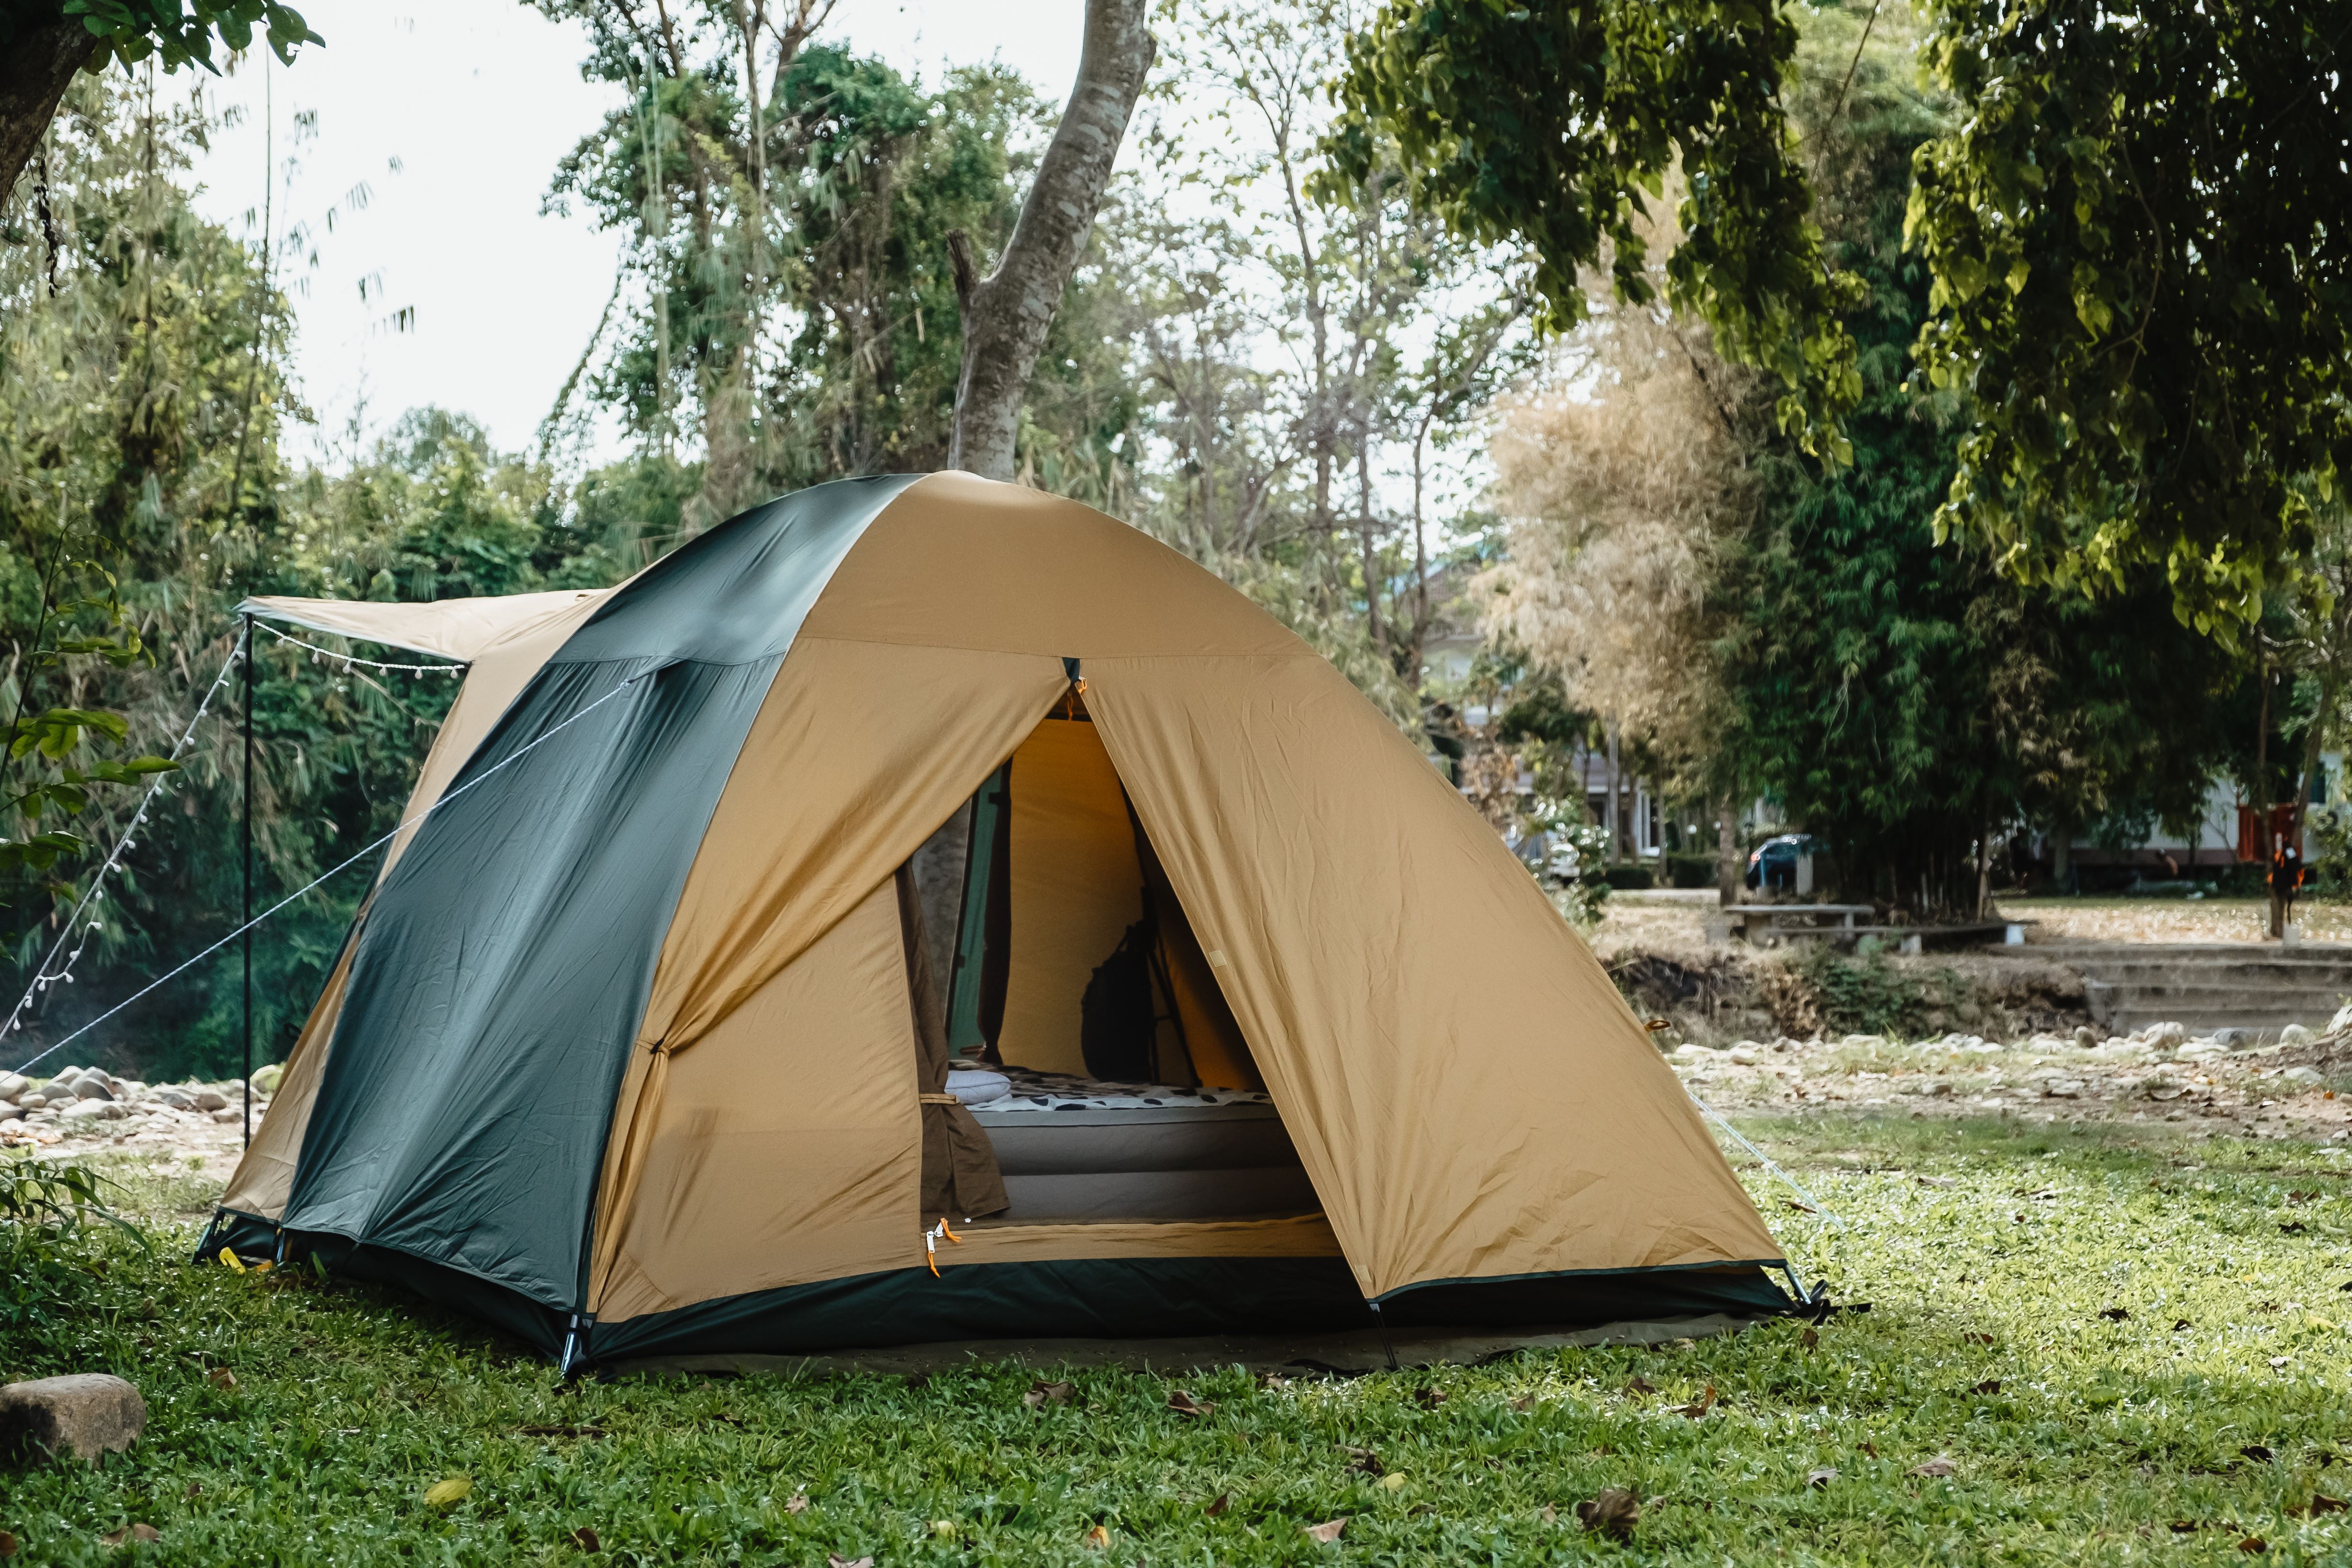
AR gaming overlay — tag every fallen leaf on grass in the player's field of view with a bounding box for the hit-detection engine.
[519,1424,607,1438]
[1807,1468,1838,1488]
[1970,1379,2002,1395]
[1082,1524,1111,1550]
[182,1483,201,1499]
[100,1524,161,1547]
[1167,1390,1215,1418]
[2175,1319,2194,1331]
[1413,1386,1447,1409]
[424,1477,473,1509]
[1023,1379,1074,1409]
[2294,1495,2349,1516]
[928,1519,957,1538]
[1538,1503,1557,1524]
[784,1493,809,1514]
[1912,1458,1958,1478]
[0,1529,14,1557]
[1623,1375,1656,1395]
[2240,1445,2275,1464]
[2170,1521,2200,1533]
[1344,1446,1384,1477]
[826,1556,873,1568]
[1800,1327,1819,1352]
[1675,1385,1717,1419]
[2280,1221,2309,1235]
[1857,1441,1878,1458]
[1303,1518,1347,1544]
[1204,1494,1229,1517]
[570,1527,600,1551]
[903,1372,930,1392]
[1576,1489,1640,1540]
[2099,1306,2131,1321]
[1378,1472,1408,1492]
[1255,1372,1289,1390]
[206,1368,237,1392]
[1962,1332,1996,1346]
[1510,1393,1538,1411]
[2239,1537,2267,1554]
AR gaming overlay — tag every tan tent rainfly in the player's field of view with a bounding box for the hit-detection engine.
[209,472,1792,1366]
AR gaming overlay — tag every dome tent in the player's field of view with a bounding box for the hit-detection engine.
[205,472,1795,1368]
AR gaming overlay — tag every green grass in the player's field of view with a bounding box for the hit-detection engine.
[7,1118,2352,1564]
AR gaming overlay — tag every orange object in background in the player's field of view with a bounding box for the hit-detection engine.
[2236,803,2302,863]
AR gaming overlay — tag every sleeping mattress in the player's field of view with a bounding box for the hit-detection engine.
[964,1067,1318,1221]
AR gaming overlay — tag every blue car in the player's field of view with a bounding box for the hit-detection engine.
[1745,833,1821,893]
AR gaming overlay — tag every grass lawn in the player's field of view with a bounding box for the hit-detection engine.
[7,1118,2352,1564]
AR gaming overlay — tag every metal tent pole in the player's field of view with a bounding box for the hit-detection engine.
[242,613,253,1148]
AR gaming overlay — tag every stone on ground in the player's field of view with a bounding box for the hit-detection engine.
[0,1374,145,1463]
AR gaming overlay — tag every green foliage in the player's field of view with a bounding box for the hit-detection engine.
[1713,1,2237,913]
[1908,0,2352,631]
[1785,945,1974,1039]
[1326,0,1865,460]
[53,0,319,73]
[0,1152,141,1336]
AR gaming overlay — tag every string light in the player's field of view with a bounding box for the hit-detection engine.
[6,615,469,1055]
[7,662,649,1079]
[2,627,247,1041]
[254,621,470,677]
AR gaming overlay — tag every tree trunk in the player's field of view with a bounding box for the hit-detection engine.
[2254,654,2283,939]
[1717,791,1740,907]
[0,16,90,208]
[946,0,1154,481]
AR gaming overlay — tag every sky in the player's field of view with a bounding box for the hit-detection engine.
[186,1,1086,466]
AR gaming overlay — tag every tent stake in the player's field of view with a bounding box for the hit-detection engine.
[1368,1299,1399,1372]
[241,612,254,1148]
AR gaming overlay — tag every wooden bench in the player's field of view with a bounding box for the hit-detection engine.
[1704,904,1875,946]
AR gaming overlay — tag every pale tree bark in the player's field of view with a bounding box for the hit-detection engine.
[0,16,90,207]
[946,0,1154,481]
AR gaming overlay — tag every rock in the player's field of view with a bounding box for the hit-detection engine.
[2282,1067,2325,1086]
[68,1076,113,1103]
[16,1094,45,1111]
[249,1063,284,1096]
[115,1080,146,1100]
[59,1099,107,1121]
[2043,1080,2087,1099]
[1925,1082,1955,1098]
[190,1089,227,1112]
[0,1374,146,1463]
[2073,1026,2098,1048]
[96,1103,128,1120]
[2279,1024,2317,1047]
[2146,1022,2188,1050]
[0,1071,26,1102]
[209,1108,241,1124]
[1727,1048,1761,1066]
[154,1088,192,1111]
[0,1104,21,1123]
[2213,1027,2255,1050]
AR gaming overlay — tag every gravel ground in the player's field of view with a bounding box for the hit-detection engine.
[1,1062,271,1181]
[1670,1018,2352,1141]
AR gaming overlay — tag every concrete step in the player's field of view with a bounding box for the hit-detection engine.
[2084,978,2348,1031]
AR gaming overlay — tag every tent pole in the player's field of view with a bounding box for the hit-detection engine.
[242,611,254,1148]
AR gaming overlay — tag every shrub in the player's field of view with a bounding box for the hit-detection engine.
[0,1155,143,1340]
[1601,865,1656,890]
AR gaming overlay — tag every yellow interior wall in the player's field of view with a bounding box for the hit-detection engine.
[997,711,1262,1089]
[1000,716,1145,1075]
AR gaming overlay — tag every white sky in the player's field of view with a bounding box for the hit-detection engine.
[187,1,1085,466]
